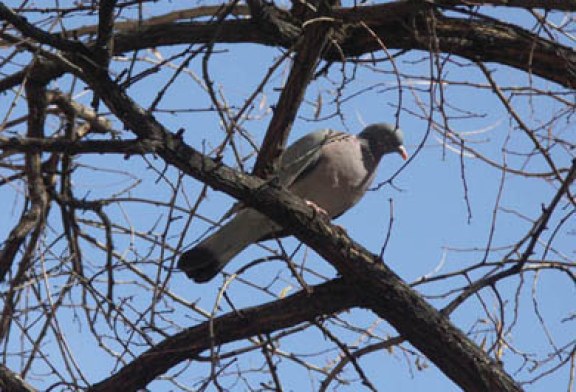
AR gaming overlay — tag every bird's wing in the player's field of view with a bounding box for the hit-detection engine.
[278,129,340,187]
[221,129,339,220]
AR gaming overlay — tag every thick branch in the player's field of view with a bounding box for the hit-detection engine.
[2,4,574,92]
[0,61,64,94]
[96,0,117,50]
[0,364,36,392]
[0,137,161,155]
[339,10,576,88]
[89,279,357,392]
[253,13,332,176]
[107,5,576,88]
[94,0,118,68]
[434,0,576,11]
[0,64,51,351]
[0,65,50,283]
[0,3,90,55]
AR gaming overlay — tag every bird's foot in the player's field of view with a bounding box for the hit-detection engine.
[305,200,328,216]
[333,224,347,236]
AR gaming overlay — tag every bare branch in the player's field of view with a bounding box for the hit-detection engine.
[0,137,162,155]
[253,10,333,176]
[433,0,576,11]
[0,3,90,55]
[0,63,50,282]
[89,279,357,392]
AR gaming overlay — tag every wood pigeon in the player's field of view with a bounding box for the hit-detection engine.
[178,123,407,283]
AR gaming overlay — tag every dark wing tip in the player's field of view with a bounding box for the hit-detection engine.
[177,246,222,283]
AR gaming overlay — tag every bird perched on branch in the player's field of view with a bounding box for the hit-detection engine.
[178,123,407,283]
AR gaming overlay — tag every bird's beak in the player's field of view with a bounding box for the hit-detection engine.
[398,145,408,160]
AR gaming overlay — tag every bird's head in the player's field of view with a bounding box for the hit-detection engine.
[359,123,408,160]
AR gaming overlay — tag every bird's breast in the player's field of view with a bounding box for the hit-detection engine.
[289,136,377,218]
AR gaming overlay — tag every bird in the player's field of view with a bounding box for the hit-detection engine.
[178,123,407,283]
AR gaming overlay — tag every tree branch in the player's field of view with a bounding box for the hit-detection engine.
[0,137,162,155]
[0,364,36,392]
[107,5,575,88]
[2,3,574,91]
[433,0,576,11]
[94,0,118,68]
[0,3,91,55]
[252,7,333,177]
[89,278,357,392]
[0,63,50,283]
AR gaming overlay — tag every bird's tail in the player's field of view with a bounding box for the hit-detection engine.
[178,208,280,283]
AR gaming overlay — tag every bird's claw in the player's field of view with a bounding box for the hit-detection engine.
[305,200,328,216]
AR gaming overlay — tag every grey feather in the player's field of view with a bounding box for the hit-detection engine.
[178,123,406,283]
[277,128,336,187]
